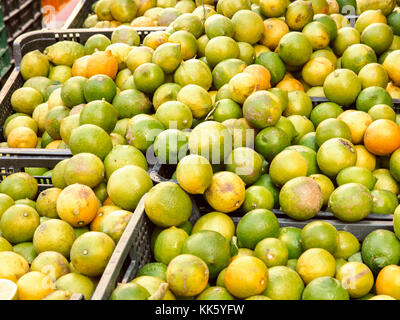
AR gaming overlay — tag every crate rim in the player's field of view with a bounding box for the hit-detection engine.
[0,27,167,156]
[0,147,72,156]
[0,69,73,157]
[12,27,168,68]
[90,195,148,300]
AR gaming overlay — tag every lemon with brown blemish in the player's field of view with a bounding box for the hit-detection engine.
[205,171,245,213]
[56,183,98,228]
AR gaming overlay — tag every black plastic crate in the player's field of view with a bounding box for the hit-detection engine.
[88,192,393,300]
[149,159,395,222]
[0,27,166,141]
[12,27,167,67]
[0,148,71,168]
[0,148,72,191]
[0,28,163,181]
[1,0,42,62]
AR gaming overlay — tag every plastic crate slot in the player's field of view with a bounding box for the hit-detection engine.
[18,13,42,36]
